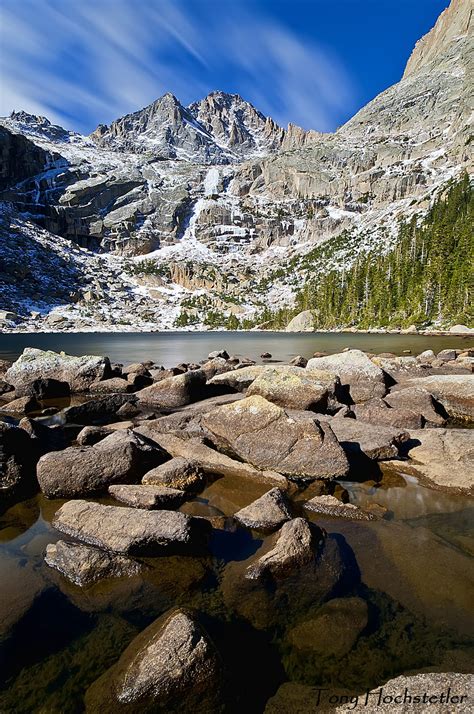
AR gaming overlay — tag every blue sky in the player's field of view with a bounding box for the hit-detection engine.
[0,0,449,134]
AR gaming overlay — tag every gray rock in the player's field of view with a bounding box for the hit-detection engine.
[37,430,163,498]
[437,348,458,362]
[45,540,143,587]
[76,425,114,446]
[209,365,266,392]
[142,457,206,492]
[403,375,474,421]
[303,494,377,520]
[6,348,111,396]
[208,349,229,360]
[285,310,315,332]
[89,378,133,394]
[85,608,222,713]
[137,369,208,409]
[108,484,187,509]
[234,488,292,531]
[352,399,423,429]
[0,421,39,502]
[358,673,473,713]
[246,366,338,411]
[52,500,211,555]
[306,349,387,403]
[322,415,409,460]
[385,386,446,426]
[202,395,349,480]
[289,355,308,367]
[404,428,474,492]
[63,394,137,425]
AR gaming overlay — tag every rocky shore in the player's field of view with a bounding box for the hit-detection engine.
[1,344,473,711]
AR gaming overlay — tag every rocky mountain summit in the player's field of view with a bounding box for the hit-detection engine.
[0,0,472,332]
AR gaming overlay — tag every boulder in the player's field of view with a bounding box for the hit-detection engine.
[209,365,265,392]
[63,394,137,425]
[321,416,409,461]
[352,399,423,429]
[24,377,70,399]
[404,428,474,492]
[1,395,41,414]
[76,425,115,446]
[234,488,292,532]
[45,540,144,587]
[89,378,133,394]
[52,500,211,555]
[246,366,338,411]
[142,457,206,492]
[37,430,164,498]
[137,370,208,409]
[449,324,474,334]
[199,357,233,379]
[208,349,230,360]
[303,494,377,520]
[136,429,288,486]
[289,355,308,367]
[287,597,368,656]
[285,310,315,332]
[306,349,387,403]
[403,375,474,420]
[5,348,111,396]
[437,348,458,362]
[108,484,187,510]
[85,609,222,714]
[202,395,349,480]
[384,386,446,426]
[359,673,472,713]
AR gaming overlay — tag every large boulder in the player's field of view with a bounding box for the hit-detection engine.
[137,370,208,409]
[234,488,292,532]
[202,395,349,480]
[85,609,222,713]
[5,348,111,396]
[222,518,356,630]
[37,430,164,498]
[403,375,474,421]
[306,349,387,403]
[45,540,144,587]
[209,365,266,392]
[285,310,315,332]
[52,500,211,555]
[404,428,474,493]
[384,386,446,426]
[321,416,409,461]
[246,366,339,411]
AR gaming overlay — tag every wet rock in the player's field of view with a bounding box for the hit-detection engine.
[108,484,187,509]
[1,395,41,414]
[303,494,377,520]
[45,540,144,587]
[0,422,39,502]
[52,500,211,555]
[89,378,133,394]
[234,487,292,532]
[287,596,368,656]
[137,369,208,409]
[352,399,423,429]
[136,429,287,486]
[360,673,473,713]
[321,415,409,461]
[209,365,265,392]
[246,366,338,411]
[403,375,474,421]
[6,348,111,396]
[37,430,164,498]
[63,394,137,425]
[404,428,474,492]
[142,457,206,492]
[202,395,349,480]
[85,609,222,714]
[222,518,355,629]
[306,349,387,403]
[385,386,446,426]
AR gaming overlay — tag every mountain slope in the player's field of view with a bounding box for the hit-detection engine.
[0,0,472,332]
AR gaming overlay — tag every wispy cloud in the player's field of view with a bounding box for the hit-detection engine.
[0,0,356,133]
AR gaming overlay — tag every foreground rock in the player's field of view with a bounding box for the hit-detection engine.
[247,366,339,411]
[304,494,377,520]
[136,428,288,486]
[306,349,387,403]
[137,370,208,409]
[352,399,423,429]
[45,540,144,587]
[37,430,164,498]
[234,488,292,531]
[287,597,368,657]
[85,609,222,714]
[404,428,474,493]
[202,395,349,480]
[403,374,474,421]
[53,500,211,555]
[108,484,187,509]
[6,348,110,396]
[142,457,206,492]
[384,386,446,426]
[321,416,409,461]
[222,518,356,629]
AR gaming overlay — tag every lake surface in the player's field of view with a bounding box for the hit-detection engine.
[1,331,473,365]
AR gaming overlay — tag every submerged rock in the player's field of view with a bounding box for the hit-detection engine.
[108,484,187,509]
[306,349,387,403]
[304,494,377,520]
[202,395,349,480]
[45,540,144,587]
[85,608,222,713]
[52,500,211,555]
[234,488,292,532]
[5,348,111,396]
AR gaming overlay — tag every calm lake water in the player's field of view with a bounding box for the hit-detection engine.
[0,330,473,365]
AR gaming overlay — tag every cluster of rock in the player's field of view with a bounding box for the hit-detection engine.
[1,344,473,710]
